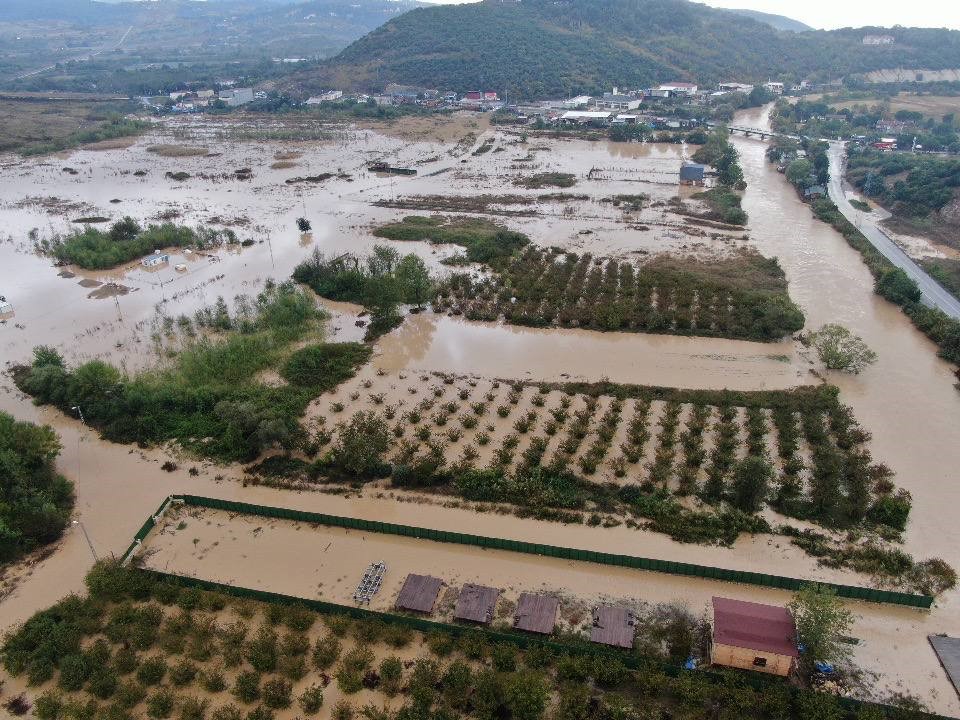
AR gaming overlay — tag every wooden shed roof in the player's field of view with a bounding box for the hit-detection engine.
[513,593,559,635]
[454,583,499,624]
[712,597,798,657]
[395,574,444,614]
[590,605,636,649]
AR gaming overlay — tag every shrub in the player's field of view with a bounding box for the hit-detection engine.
[179,696,209,720]
[170,659,199,686]
[146,688,176,719]
[810,324,878,373]
[311,634,341,669]
[245,626,278,672]
[262,678,293,709]
[210,705,243,720]
[379,656,403,696]
[280,344,371,391]
[332,700,354,720]
[330,411,391,478]
[137,656,168,686]
[729,456,773,513]
[298,685,324,714]
[233,671,261,704]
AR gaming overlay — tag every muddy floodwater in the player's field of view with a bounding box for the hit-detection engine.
[137,504,951,706]
[1,106,960,712]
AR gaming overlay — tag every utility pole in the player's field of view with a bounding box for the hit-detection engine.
[70,406,99,561]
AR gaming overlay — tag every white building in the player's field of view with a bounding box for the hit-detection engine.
[764,82,784,95]
[595,94,642,111]
[306,90,343,105]
[562,95,593,109]
[863,34,895,45]
[142,252,169,268]
[717,82,754,93]
[560,110,611,124]
[657,82,698,96]
[219,87,254,107]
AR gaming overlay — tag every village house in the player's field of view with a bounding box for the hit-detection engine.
[562,95,593,109]
[679,162,706,186]
[306,90,343,105]
[717,82,753,94]
[657,82,698,97]
[218,87,254,107]
[764,81,785,95]
[559,110,612,125]
[710,597,799,676]
[594,88,642,111]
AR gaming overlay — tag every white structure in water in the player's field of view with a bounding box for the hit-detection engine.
[142,252,169,268]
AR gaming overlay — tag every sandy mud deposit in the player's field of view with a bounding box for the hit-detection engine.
[1,106,960,714]
[138,504,952,709]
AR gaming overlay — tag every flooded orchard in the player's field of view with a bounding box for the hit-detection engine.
[1,105,960,712]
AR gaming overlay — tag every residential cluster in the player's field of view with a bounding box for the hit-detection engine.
[139,83,261,113]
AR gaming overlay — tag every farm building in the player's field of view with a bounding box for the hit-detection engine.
[590,605,636,649]
[142,252,169,268]
[559,110,611,125]
[454,583,499,624]
[680,162,706,186]
[711,597,798,676]
[395,574,444,614]
[513,593,559,635]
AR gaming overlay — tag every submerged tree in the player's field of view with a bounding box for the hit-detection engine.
[788,584,854,673]
[810,324,878,373]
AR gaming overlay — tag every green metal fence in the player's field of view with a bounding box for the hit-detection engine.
[154,494,933,609]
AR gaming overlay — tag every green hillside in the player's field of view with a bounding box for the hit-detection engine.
[288,0,960,99]
[726,8,814,32]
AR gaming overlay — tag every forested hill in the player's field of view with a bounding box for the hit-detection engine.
[287,0,960,99]
[725,8,813,32]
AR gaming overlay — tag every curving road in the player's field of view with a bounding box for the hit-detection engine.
[827,142,960,319]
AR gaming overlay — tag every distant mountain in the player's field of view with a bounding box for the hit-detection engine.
[725,8,813,32]
[0,0,421,58]
[286,0,960,98]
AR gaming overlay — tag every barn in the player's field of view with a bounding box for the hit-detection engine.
[710,597,798,676]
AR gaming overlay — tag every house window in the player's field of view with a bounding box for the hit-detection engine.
[752,657,767,668]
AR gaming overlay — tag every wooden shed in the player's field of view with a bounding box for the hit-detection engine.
[590,605,636,649]
[513,593,559,635]
[454,583,499,625]
[395,574,444,614]
[710,597,798,676]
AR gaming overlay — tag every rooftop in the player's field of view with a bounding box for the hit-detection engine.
[590,605,636,649]
[395,574,444,614]
[712,597,798,657]
[514,593,559,635]
[561,111,612,120]
[454,583,500,624]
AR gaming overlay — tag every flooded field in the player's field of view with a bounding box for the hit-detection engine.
[2,105,960,713]
[138,504,953,707]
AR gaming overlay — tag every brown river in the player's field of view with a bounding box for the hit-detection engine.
[1,105,959,711]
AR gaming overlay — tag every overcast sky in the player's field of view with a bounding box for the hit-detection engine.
[419,0,960,31]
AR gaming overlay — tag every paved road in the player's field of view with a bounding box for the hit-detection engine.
[826,142,960,319]
[11,25,133,81]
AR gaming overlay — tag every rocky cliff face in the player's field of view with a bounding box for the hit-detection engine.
[939,193,960,227]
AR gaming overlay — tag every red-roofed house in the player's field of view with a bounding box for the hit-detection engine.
[710,597,798,676]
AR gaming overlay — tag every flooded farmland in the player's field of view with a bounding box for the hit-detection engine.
[2,105,960,712]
